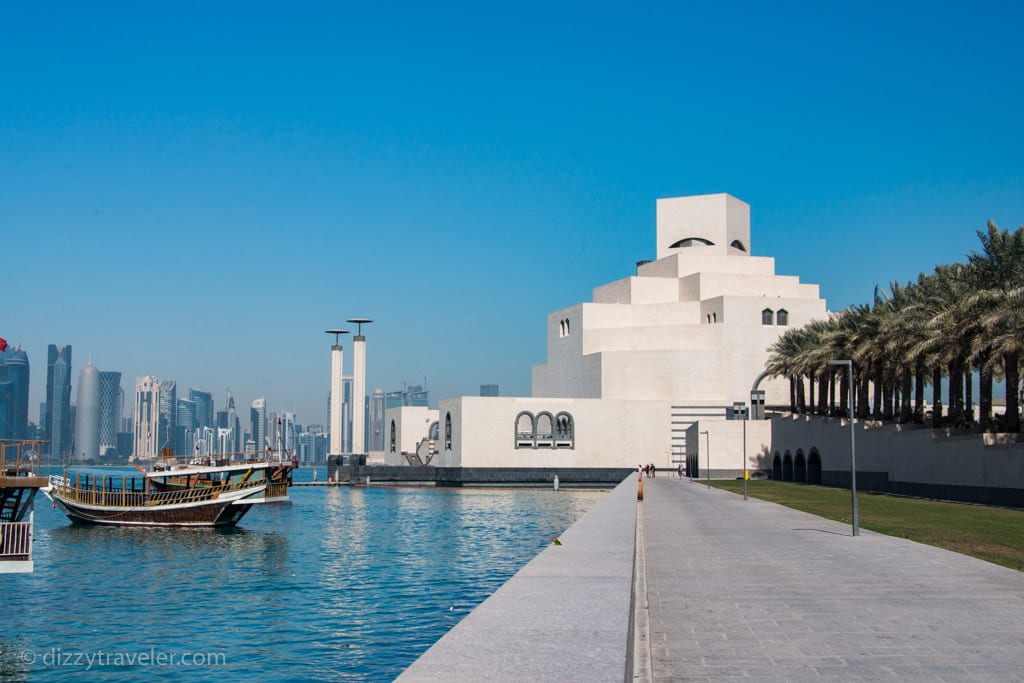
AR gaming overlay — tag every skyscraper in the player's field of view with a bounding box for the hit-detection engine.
[0,346,29,440]
[74,360,100,461]
[98,371,123,458]
[250,398,266,455]
[133,376,160,461]
[47,345,73,459]
[369,388,385,452]
[189,389,214,431]
[158,380,176,452]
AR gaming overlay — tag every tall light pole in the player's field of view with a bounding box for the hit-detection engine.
[347,318,373,457]
[827,359,859,536]
[734,402,748,501]
[326,329,350,461]
[700,429,710,489]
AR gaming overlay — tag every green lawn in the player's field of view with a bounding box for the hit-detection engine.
[710,479,1024,572]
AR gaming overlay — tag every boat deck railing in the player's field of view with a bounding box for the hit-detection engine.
[0,521,32,560]
[0,440,46,477]
[150,449,295,470]
[48,474,270,508]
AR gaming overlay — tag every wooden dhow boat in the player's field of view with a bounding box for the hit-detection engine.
[43,458,292,527]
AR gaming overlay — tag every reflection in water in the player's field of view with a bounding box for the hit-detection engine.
[10,474,603,681]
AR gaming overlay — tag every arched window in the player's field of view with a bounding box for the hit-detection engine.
[783,451,793,481]
[712,312,717,323]
[795,450,807,483]
[559,320,565,337]
[669,237,715,248]
[444,413,452,451]
[515,411,535,448]
[772,452,782,480]
[564,319,570,335]
[535,412,554,447]
[777,309,789,326]
[730,239,747,252]
[762,308,774,325]
[389,420,397,453]
[706,314,712,324]
[429,421,439,440]
[554,412,574,449]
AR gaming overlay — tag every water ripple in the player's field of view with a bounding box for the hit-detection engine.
[8,473,603,681]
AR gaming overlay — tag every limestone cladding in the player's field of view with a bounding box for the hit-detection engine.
[436,396,670,469]
[685,419,775,474]
[383,406,438,465]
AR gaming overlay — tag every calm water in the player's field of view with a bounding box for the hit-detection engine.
[2,468,604,681]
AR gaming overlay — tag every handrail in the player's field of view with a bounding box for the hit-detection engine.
[0,440,46,476]
[49,475,269,508]
[0,521,32,558]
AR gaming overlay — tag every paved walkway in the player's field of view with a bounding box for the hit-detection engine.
[639,477,1024,681]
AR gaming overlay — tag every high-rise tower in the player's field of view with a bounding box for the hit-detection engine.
[250,397,266,455]
[325,330,349,458]
[133,376,160,461]
[0,347,30,440]
[74,360,100,461]
[158,380,176,452]
[98,371,123,458]
[47,345,73,459]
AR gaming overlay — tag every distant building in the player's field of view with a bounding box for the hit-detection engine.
[369,388,385,452]
[98,371,123,458]
[133,376,160,461]
[47,345,73,459]
[0,346,30,440]
[73,360,100,461]
[158,380,176,452]
[189,389,214,431]
[480,384,499,397]
[250,398,266,455]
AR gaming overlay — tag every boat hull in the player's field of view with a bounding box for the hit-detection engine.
[51,497,255,527]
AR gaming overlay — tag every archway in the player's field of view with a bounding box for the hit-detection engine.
[772,452,782,480]
[808,449,822,485]
[795,450,807,483]
[783,452,793,481]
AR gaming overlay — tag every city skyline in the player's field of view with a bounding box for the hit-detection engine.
[3,2,1021,423]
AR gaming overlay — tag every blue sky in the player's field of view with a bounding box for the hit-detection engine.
[3,1,1022,425]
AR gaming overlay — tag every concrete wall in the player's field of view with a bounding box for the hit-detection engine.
[770,415,1024,506]
[437,396,671,469]
[685,419,774,478]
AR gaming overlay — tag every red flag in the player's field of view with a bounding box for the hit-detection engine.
[0,338,7,352]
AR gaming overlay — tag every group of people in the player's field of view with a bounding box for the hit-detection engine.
[638,463,657,477]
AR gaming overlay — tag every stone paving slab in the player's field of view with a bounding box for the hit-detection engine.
[397,476,637,682]
[641,477,1024,682]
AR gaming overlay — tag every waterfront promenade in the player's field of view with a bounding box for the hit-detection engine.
[401,475,1024,681]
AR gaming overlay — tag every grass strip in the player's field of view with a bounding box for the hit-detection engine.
[711,480,1024,572]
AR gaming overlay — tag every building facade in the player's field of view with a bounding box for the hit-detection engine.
[133,376,160,461]
[98,370,123,458]
[436,194,828,470]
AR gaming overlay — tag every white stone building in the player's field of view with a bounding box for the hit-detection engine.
[436,193,828,472]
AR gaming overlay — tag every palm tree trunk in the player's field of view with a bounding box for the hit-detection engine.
[900,367,913,423]
[872,361,883,421]
[1005,353,1020,433]
[796,376,806,414]
[949,359,964,426]
[818,373,828,415]
[828,370,836,416]
[883,379,894,422]
[838,369,849,416]
[964,367,974,427]
[914,359,926,423]
[808,374,816,415]
[858,367,870,420]
[789,376,797,413]
[932,366,942,428]
[980,365,993,431]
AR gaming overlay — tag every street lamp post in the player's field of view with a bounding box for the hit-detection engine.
[700,430,710,489]
[733,402,748,501]
[827,359,859,536]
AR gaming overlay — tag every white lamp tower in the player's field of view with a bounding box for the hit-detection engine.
[347,318,373,456]
[325,329,349,458]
